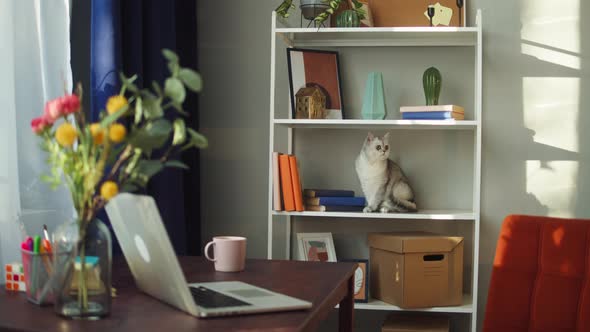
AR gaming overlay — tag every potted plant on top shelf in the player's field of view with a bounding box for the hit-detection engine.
[275,0,367,28]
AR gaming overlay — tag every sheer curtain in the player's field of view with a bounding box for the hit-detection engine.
[0,0,73,268]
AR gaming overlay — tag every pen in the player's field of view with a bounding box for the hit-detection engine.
[43,225,50,242]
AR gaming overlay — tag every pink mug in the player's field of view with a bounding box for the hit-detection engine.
[204,236,247,272]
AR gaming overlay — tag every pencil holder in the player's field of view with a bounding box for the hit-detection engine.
[21,249,56,305]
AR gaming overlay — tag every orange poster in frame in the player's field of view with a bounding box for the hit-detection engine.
[368,0,467,27]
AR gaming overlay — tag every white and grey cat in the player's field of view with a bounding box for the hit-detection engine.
[355,132,417,213]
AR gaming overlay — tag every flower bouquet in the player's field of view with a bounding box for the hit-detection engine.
[30,49,206,318]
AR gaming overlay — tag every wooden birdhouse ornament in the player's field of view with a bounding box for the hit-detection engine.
[295,86,327,119]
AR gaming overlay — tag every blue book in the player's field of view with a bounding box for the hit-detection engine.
[303,189,355,198]
[305,196,366,206]
[402,111,464,120]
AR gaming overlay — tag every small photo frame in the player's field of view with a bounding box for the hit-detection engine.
[297,233,337,262]
[343,259,369,303]
[287,48,344,119]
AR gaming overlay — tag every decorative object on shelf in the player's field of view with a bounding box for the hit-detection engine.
[287,48,344,119]
[295,86,327,119]
[423,67,442,105]
[342,259,369,303]
[29,49,206,319]
[275,0,366,27]
[351,0,374,27]
[427,5,435,27]
[336,9,361,27]
[297,233,337,262]
[423,3,453,27]
[457,0,464,26]
[368,0,466,27]
[361,72,386,120]
[355,132,417,213]
[400,105,465,120]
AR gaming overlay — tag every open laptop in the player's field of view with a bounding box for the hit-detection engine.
[105,193,311,317]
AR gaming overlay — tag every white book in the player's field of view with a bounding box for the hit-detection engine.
[399,105,465,113]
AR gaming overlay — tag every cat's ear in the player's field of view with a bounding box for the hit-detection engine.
[383,132,390,142]
[367,132,375,142]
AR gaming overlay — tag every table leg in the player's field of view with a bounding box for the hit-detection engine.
[338,276,354,332]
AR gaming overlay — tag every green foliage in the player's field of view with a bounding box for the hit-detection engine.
[275,0,365,23]
[38,49,207,219]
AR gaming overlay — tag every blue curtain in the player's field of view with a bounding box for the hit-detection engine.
[90,0,200,255]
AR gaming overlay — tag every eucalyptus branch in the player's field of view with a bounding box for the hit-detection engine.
[107,144,134,180]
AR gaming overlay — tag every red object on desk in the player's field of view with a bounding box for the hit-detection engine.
[0,256,357,332]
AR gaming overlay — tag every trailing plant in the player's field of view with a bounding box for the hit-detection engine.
[275,0,366,25]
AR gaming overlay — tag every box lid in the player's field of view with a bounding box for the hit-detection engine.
[382,313,450,332]
[368,232,463,254]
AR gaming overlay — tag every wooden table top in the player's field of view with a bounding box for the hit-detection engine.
[0,256,357,332]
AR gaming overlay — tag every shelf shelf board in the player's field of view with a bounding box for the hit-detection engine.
[351,295,473,313]
[274,119,477,130]
[273,209,475,221]
[276,27,478,47]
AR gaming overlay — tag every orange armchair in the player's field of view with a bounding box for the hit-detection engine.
[483,215,590,332]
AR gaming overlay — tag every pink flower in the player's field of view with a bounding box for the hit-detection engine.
[43,98,63,123]
[60,94,80,115]
[30,116,49,134]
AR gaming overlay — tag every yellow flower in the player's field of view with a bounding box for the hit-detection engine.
[109,123,127,143]
[55,123,78,147]
[100,181,119,201]
[89,123,104,145]
[106,95,128,115]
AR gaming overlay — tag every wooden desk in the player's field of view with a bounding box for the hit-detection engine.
[0,257,357,332]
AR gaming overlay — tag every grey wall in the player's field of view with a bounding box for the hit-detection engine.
[198,1,590,331]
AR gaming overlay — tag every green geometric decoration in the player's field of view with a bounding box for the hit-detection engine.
[361,72,386,120]
[336,10,361,27]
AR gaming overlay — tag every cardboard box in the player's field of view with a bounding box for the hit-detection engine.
[369,232,463,308]
[382,313,450,332]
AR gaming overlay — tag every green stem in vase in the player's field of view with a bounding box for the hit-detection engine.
[78,227,89,310]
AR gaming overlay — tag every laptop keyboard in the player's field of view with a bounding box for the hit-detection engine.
[189,286,252,308]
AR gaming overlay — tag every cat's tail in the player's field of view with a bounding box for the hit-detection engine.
[393,198,417,212]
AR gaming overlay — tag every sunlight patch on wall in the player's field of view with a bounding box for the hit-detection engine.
[526,160,577,217]
[521,43,580,70]
[522,77,579,152]
[521,0,579,53]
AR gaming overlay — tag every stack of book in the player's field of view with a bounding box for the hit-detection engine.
[303,189,366,212]
[400,105,465,120]
[272,152,304,212]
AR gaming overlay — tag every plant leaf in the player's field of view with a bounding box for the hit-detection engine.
[134,97,143,124]
[179,68,202,92]
[168,62,180,77]
[143,97,163,119]
[172,118,186,146]
[100,105,129,128]
[132,160,164,186]
[129,119,172,155]
[164,78,186,104]
[120,183,140,193]
[165,160,189,169]
[162,49,179,63]
[152,81,163,97]
[187,128,208,149]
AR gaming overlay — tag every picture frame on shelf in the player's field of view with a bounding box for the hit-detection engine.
[296,233,337,262]
[369,0,467,27]
[287,48,344,119]
[342,259,369,303]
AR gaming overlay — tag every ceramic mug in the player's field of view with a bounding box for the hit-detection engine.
[204,236,246,272]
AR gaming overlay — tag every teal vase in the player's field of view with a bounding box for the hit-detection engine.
[423,67,442,105]
[361,72,386,120]
[336,10,360,27]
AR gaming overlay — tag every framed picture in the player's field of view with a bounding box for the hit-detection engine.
[343,259,369,303]
[287,48,344,119]
[296,233,337,262]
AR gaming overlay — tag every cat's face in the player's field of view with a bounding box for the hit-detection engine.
[364,132,390,161]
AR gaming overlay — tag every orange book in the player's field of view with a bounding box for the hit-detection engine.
[279,154,295,211]
[289,155,304,212]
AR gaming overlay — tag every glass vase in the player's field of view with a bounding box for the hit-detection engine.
[53,218,112,319]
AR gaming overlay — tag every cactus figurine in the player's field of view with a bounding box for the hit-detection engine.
[336,10,360,27]
[423,67,442,105]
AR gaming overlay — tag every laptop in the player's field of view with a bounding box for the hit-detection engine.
[105,193,312,317]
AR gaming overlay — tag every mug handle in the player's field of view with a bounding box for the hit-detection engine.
[204,241,216,262]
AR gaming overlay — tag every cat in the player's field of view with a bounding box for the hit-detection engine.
[355,132,417,213]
